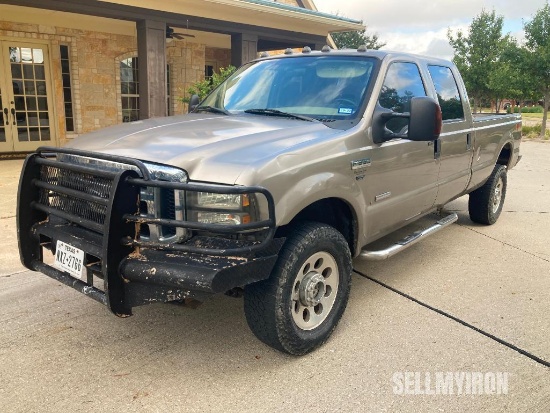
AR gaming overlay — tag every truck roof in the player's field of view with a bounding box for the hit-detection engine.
[257,47,453,66]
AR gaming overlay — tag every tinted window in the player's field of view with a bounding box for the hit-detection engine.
[428,65,464,121]
[379,62,426,133]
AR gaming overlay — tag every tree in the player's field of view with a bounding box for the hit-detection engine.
[332,22,386,50]
[487,38,524,112]
[448,10,508,113]
[523,2,550,137]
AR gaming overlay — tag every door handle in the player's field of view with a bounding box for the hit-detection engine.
[2,108,8,126]
[10,108,16,125]
[466,133,472,150]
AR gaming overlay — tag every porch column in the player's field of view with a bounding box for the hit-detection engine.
[231,33,258,67]
[136,20,167,119]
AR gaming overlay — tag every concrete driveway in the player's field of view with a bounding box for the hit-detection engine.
[0,142,549,412]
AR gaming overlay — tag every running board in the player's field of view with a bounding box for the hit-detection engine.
[359,213,458,261]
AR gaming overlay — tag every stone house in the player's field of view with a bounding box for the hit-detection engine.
[0,0,361,154]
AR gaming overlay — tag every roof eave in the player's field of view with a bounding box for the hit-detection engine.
[98,0,365,34]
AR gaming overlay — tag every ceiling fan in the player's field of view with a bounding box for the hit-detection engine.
[166,26,195,40]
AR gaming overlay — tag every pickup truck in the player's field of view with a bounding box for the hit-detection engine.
[17,48,521,355]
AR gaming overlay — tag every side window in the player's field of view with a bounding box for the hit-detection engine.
[379,62,427,133]
[120,57,139,122]
[60,45,75,132]
[428,65,464,121]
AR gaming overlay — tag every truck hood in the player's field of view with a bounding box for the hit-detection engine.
[67,113,339,184]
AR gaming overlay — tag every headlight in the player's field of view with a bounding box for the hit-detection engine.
[186,192,256,225]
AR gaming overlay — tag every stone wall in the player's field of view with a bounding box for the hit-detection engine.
[205,47,232,69]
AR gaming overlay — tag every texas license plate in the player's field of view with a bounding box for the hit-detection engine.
[54,240,85,279]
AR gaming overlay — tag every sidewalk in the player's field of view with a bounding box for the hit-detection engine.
[0,159,23,218]
[0,159,24,274]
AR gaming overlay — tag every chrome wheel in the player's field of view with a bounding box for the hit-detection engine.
[492,176,504,214]
[291,251,339,330]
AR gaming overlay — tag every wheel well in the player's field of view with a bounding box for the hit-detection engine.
[277,198,357,253]
[497,143,512,167]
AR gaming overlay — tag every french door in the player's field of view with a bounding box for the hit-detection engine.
[0,41,56,153]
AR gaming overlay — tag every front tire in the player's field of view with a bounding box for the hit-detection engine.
[244,222,352,355]
[468,164,507,225]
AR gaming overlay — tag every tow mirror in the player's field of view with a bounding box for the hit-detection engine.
[372,97,442,143]
[408,97,442,141]
[188,94,200,113]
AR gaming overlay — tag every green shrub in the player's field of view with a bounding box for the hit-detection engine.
[523,124,541,134]
[181,65,236,103]
[522,124,550,139]
[511,106,545,113]
[521,106,544,113]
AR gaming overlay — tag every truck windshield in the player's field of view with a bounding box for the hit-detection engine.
[201,56,376,128]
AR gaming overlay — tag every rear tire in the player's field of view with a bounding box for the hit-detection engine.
[468,164,507,225]
[244,222,352,355]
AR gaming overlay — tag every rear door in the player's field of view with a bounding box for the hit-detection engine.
[427,65,473,204]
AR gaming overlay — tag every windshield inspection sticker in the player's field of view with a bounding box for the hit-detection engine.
[338,107,353,114]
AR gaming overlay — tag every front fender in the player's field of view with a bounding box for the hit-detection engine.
[273,172,367,244]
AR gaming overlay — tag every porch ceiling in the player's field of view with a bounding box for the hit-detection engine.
[0,4,232,49]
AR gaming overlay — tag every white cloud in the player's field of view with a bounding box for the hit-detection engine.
[381,26,467,60]
[313,0,546,59]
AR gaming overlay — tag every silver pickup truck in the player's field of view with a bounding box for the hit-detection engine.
[18,48,521,355]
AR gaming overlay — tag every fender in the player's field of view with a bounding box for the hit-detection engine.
[271,171,368,252]
[468,118,520,193]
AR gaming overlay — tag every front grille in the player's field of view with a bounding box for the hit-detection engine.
[160,188,177,237]
[39,165,112,227]
[140,188,176,237]
[56,154,188,243]
[140,185,182,240]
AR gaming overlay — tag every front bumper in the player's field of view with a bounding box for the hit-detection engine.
[18,147,281,316]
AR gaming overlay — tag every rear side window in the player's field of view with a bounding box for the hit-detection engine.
[428,65,464,121]
[379,62,427,133]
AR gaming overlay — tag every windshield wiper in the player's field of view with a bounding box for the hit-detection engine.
[194,105,231,115]
[244,108,317,122]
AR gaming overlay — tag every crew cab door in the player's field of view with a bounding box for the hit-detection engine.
[427,65,473,204]
[362,61,439,241]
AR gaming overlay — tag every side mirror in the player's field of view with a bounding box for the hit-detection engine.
[188,94,200,113]
[372,97,442,143]
[372,105,405,144]
[408,97,442,142]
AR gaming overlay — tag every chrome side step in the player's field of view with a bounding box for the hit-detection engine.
[359,213,458,261]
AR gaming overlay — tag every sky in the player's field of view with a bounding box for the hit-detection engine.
[313,0,547,60]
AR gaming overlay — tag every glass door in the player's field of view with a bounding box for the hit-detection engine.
[0,80,10,152]
[0,42,56,153]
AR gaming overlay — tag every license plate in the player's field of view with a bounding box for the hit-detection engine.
[54,240,85,279]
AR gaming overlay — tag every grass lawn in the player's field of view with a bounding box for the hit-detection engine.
[520,113,544,119]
